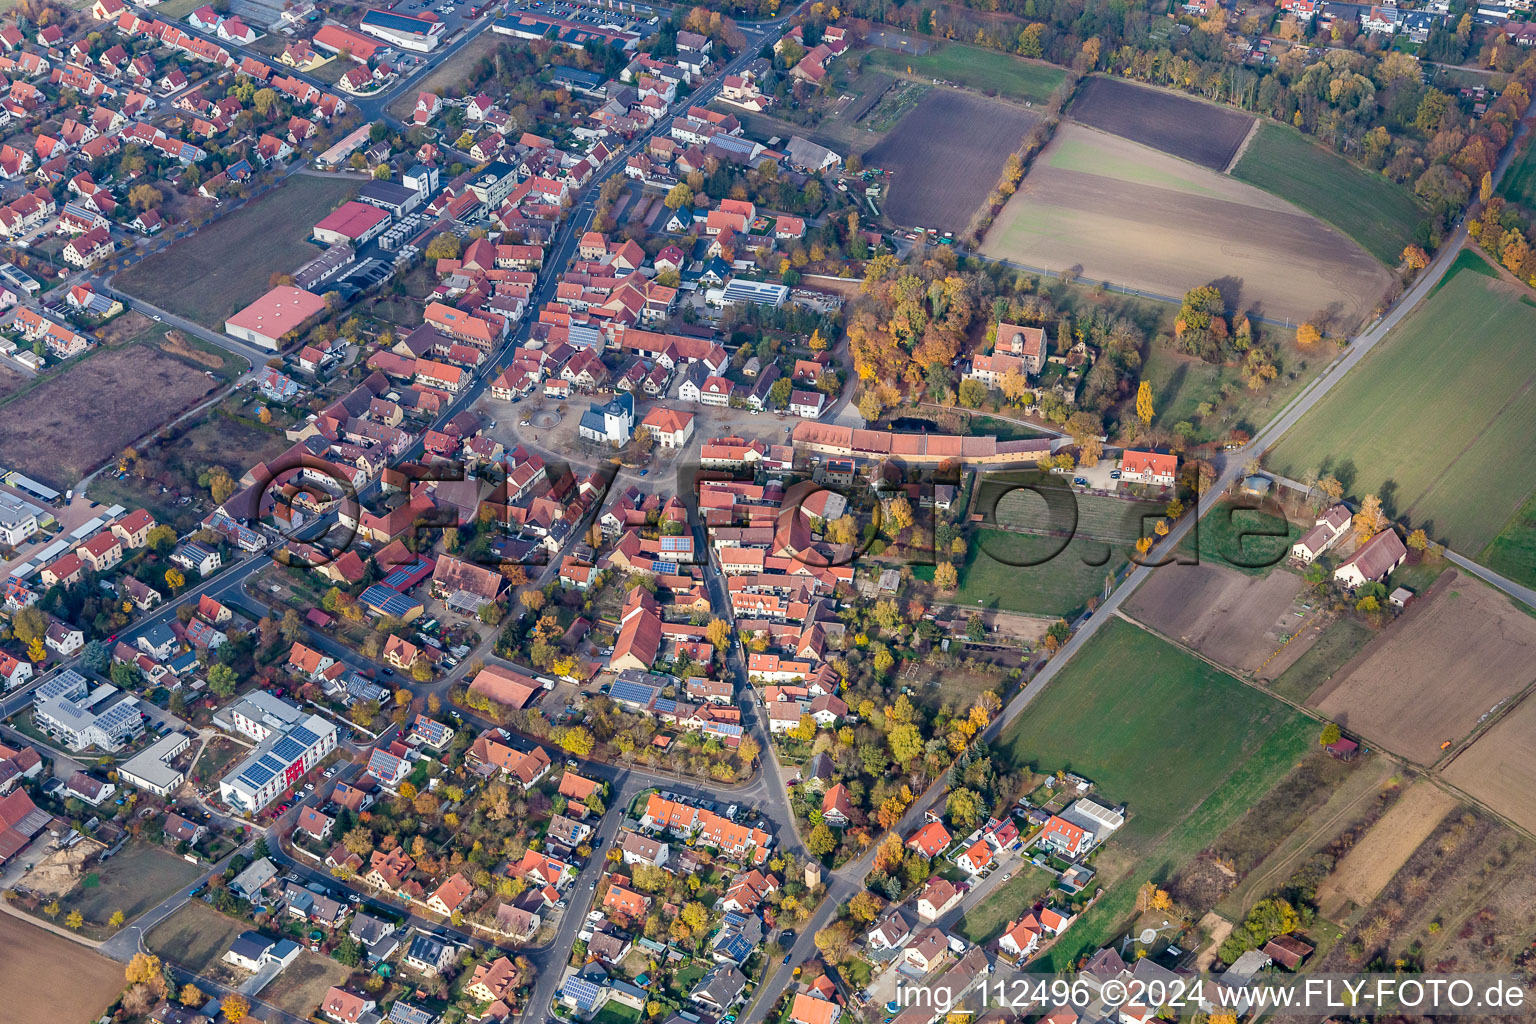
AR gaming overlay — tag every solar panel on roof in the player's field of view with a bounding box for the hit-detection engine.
[242,763,275,786]
[609,679,656,705]
[290,724,318,746]
[272,736,305,762]
[660,535,691,551]
[652,697,677,714]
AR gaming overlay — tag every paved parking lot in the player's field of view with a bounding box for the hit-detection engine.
[390,0,481,46]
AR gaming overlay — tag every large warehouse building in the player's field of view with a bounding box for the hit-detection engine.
[312,200,391,246]
[359,9,446,50]
[224,286,328,349]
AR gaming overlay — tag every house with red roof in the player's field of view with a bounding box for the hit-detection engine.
[1118,449,1177,487]
[640,406,694,448]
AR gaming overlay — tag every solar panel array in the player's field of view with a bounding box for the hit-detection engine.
[609,678,658,707]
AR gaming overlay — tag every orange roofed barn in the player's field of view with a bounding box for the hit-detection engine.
[226,285,327,349]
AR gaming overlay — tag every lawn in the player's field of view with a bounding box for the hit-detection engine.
[1479,490,1536,589]
[1267,259,1536,553]
[1269,616,1375,704]
[863,41,1066,105]
[996,618,1303,854]
[592,1001,644,1024]
[954,866,1055,943]
[1498,131,1536,213]
[969,415,1051,441]
[116,175,356,329]
[148,900,249,975]
[1179,502,1301,576]
[61,841,202,936]
[1034,714,1316,970]
[1232,123,1428,266]
[925,529,1124,618]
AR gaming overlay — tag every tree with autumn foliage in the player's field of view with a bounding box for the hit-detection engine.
[1354,494,1388,542]
[1402,244,1429,270]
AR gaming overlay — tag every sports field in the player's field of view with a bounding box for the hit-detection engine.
[116,175,356,329]
[1267,257,1536,552]
[863,42,1066,105]
[1232,123,1428,266]
[996,618,1302,853]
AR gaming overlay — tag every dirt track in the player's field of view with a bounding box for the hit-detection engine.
[1313,570,1536,764]
[1125,562,1305,674]
[981,124,1393,327]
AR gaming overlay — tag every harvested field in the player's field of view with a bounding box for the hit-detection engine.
[1313,781,1459,920]
[982,124,1392,327]
[1443,690,1536,834]
[258,952,352,1017]
[0,364,20,401]
[116,175,356,329]
[863,89,1038,233]
[1069,77,1254,171]
[1125,562,1306,675]
[1312,571,1536,764]
[0,345,220,489]
[0,913,123,1024]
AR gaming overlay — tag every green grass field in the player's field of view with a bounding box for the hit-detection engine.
[1232,124,1427,266]
[996,618,1303,854]
[60,842,201,934]
[1498,132,1536,213]
[954,866,1055,943]
[1267,262,1536,554]
[117,175,355,329]
[1479,491,1536,588]
[1180,502,1301,576]
[1036,714,1316,970]
[863,42,1066,105]
[928,529,1123,618]
[1269,617,1374,704]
